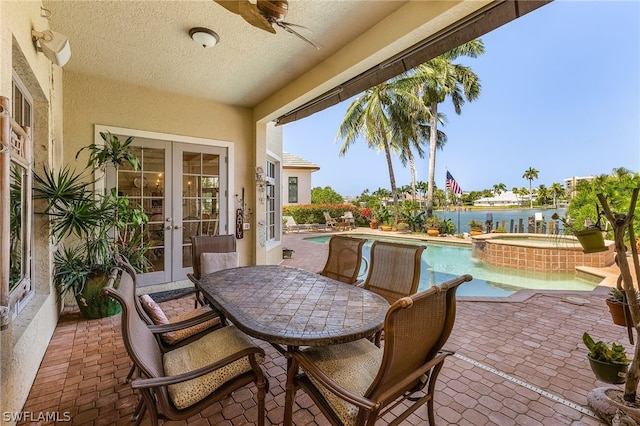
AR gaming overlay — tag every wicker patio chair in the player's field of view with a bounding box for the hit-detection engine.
[116,256,223,383]
[188,234,238,307]
[284,274,472,426]
[103,266,267,426]
[362,240,426,303]
[188,234,238,283]
[320,235,368,285]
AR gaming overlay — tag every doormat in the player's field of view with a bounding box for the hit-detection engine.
[149,288,195,303]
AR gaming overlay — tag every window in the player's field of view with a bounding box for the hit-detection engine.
[3,76,34,317]
[288,177,298,203]
[265,159,279,241]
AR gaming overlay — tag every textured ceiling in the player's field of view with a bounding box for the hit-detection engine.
[42,0,407,108]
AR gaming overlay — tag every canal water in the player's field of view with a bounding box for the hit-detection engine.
[435,208,566,234]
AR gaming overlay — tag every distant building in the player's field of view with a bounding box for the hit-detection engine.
[473,191,524,207]
[564,175,595,198]
[282,152,320,206]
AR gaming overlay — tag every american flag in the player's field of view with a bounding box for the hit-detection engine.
[446,171,462,195]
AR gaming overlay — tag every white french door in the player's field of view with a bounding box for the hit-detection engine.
[110,137,228,286]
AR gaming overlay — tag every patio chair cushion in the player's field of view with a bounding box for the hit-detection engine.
[302,339,382,426]
[139,295,220,345]
[163,325,259,410]
[200,252,238,276]
[139,294,170,324]
[163,307,221,345]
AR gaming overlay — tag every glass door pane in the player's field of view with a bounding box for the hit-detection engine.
[180,152,220,268]
[109,137,227,285]
[113,139,171,286]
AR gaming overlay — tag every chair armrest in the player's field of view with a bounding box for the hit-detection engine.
[289,351,377,410]
[376,350,454,402]
[187,273,199,286]
[130,349,264,389]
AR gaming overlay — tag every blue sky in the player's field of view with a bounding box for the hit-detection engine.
[283,1,640,197]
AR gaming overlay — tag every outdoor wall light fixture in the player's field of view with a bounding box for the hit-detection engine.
[32,29,71,66]
[189,27,220,48]
[256,166,267,204]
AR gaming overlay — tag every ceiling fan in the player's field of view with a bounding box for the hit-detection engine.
[214,0,319,49]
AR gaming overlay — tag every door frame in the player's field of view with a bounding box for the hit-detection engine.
[94,124,235,285]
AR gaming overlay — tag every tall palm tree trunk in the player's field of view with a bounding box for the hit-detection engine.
[529,181,533,209]
[408,149,417,201]
[381,132,399,212]
[426,101,438,217]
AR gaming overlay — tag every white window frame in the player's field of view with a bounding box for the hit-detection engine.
[265,155,281,245]
[5,74,35,319]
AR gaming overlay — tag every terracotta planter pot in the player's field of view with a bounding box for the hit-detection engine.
[470,229,482,236]
[380,225,392,232]
[427,228,439,237]
[369,221,378,229]
[606,298,630,327]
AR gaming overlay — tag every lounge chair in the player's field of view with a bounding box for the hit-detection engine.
[283,215,308,233]
[340,211,355,229]
[323,211,337,228]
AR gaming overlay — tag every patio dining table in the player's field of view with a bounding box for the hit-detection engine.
[197,264,389,351]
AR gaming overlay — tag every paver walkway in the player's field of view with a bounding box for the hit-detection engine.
[20,231,626,425]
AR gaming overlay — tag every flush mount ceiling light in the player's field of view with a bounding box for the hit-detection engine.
[189,27,220,48]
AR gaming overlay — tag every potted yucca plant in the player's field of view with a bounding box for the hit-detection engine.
[34,132,150,319]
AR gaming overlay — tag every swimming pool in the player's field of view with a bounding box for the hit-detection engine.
[304,235,600,297]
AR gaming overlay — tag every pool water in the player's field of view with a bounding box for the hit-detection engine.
[304,235,599,297]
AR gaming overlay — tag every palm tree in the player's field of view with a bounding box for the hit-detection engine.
[414,39,484,217]
[512,187,521,205]
[493,183,507,195]
[536,184,550,206]
[388,101,447,202]
[336,80,427,213]
[416,180,429,207]
[549,182,565,208]
[522,167,539,209]
[337,85,398,208]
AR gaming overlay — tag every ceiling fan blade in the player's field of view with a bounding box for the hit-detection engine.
[214,0,275,33]
[239,1,276,33]
[277,22,320,49]
[213,0,242,15]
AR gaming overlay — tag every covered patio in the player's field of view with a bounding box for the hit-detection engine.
[19,233,621,425]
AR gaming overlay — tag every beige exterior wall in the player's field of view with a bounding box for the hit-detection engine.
[283,168,313,206]
[63,71,257,264]
[1,2,65,421]
[1,15,267,419]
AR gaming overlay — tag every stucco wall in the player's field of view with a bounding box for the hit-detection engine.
[282,168,313,205]
[1,1,64,422]
[63,71,256,262]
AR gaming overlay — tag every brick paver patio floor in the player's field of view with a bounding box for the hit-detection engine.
[20,231,626,425]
